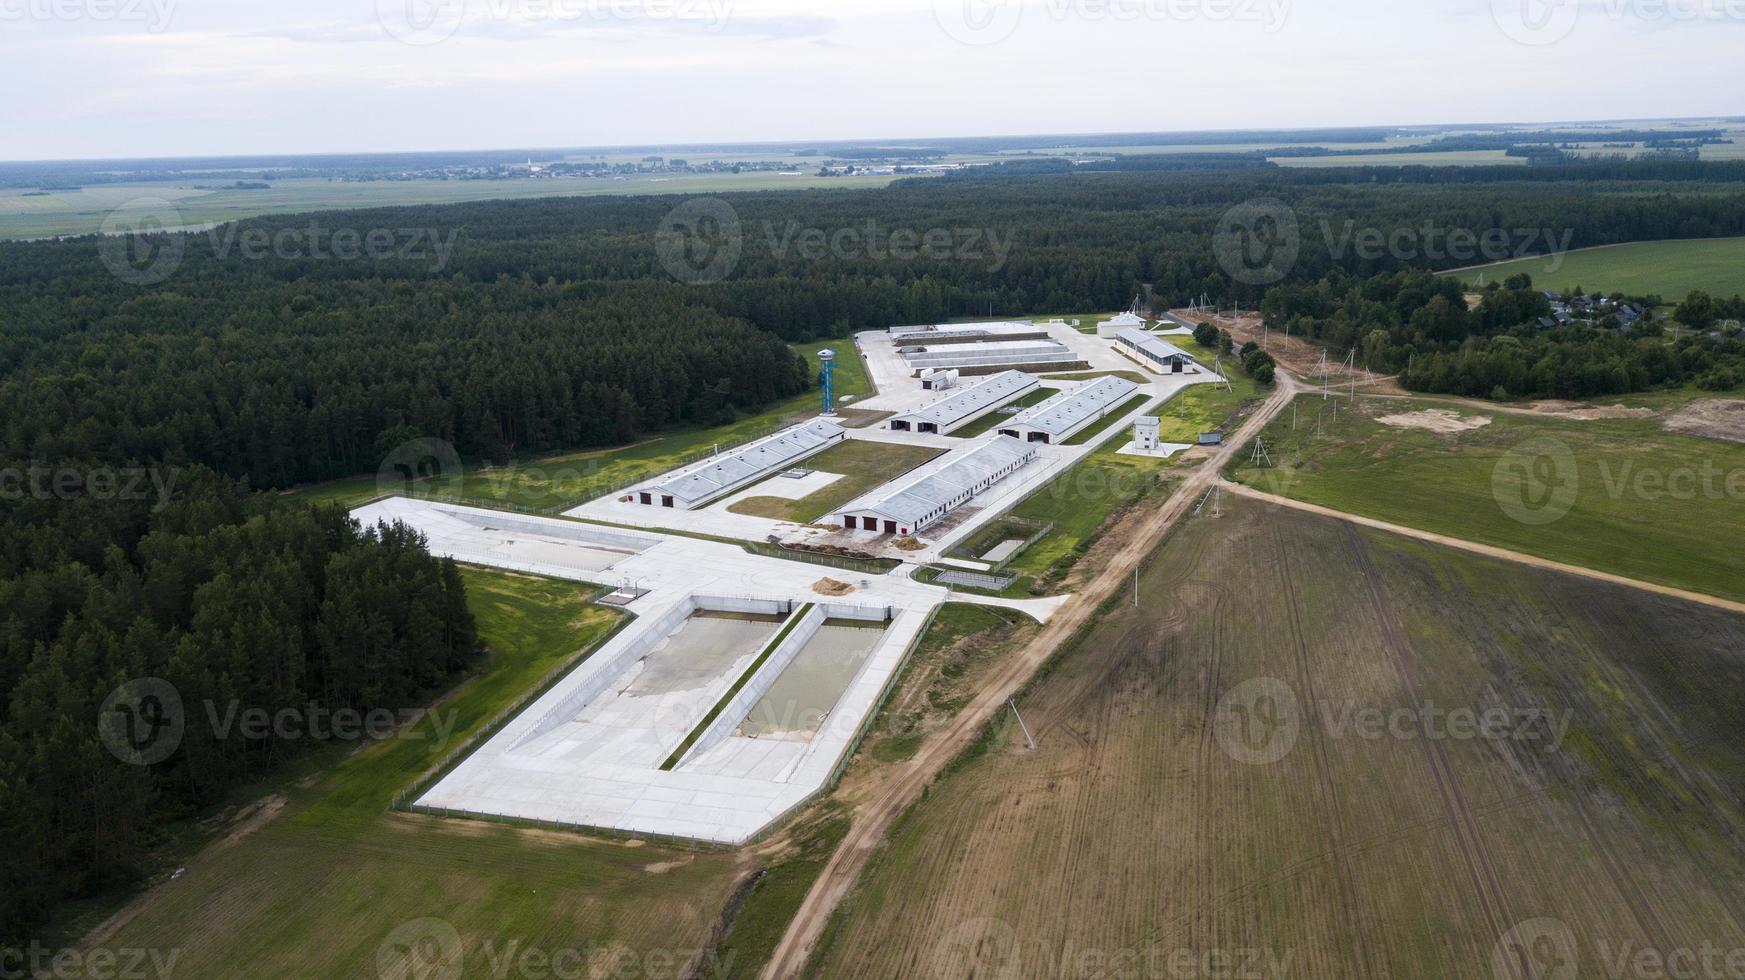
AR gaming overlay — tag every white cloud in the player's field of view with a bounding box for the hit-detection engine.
[0,0,1739,159]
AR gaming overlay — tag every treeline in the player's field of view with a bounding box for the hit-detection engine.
[9,162,1745,488]
[1259,268,1745,398]
[0,260,810,486]
[0,470,479,944]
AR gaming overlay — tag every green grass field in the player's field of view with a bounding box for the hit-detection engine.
[810,498,1745,977]
[81,568,762,977]
[0,172,910,241]
[290,337,872,513]
[1455,237,1745,300]
[1229,393,1745,601]
[727,440,942,523]
[996,369,1264,593]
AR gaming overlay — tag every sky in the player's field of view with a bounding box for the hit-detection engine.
[1,0,1741,160]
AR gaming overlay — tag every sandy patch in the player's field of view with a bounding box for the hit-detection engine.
[1529,400,1656,421]
[1376,409,1493,434]
[220,794,288,847]
[813,578,856,597]
[643,857,693,874]
[1664,399,1745,444]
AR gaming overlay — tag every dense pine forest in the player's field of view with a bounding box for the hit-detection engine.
[4,162,1745,486]
[0,469,478,944]
[5,158,1745,944]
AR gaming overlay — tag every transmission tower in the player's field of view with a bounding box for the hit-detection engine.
[1251,438,1273,468]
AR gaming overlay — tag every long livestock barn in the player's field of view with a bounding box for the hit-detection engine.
[899,339,1083,375]
[888,370,1040,435]
[634,419,846,509]
[997,376,1141,445]
[838,436,1038,536]
[888,321,1047,345]
[1114,327,1200,374]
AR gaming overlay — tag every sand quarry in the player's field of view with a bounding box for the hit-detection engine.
[1664,399,1745,444]
[1375,408,1493,434]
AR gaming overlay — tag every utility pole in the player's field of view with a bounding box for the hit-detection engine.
[1007,699,1036,750]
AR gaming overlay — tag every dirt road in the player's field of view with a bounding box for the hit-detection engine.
[760,374,1302,979]
[1222,480,1745,616]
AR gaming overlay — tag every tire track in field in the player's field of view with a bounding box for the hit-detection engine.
[1273,521,1374,978]
[1338,522,1520,979]
[1513,584,1684,950]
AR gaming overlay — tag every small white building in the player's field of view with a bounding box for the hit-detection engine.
[996,376,1141,445]
[1099,311,1147,337]
[1134,417,1162,452]
[838,436,1038,536]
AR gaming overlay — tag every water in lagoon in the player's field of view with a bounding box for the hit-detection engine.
[623,613,783,697]
[736,623,888,740]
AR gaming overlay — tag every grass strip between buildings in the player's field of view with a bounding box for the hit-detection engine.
[661,603,817,771]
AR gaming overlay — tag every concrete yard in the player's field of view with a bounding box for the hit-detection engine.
[339,317,1208,843]
[348,497,1061,843]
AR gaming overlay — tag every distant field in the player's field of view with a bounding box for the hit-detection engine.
[1229,393,1745,601]
[0,171,907,240]
[1272,149,1526,168]
[811,499,1745,977]
[1454,237,1745,299]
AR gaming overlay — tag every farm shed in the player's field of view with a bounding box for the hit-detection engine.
[637,419,846,509]
[888,370,1040,435]
[996,376,1141,445]
[838,436,1038,536]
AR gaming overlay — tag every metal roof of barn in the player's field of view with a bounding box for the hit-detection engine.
[856,436,1037,526]
[895,371,1038,428]
[654,419,845,505]
[1005,376,1141,437]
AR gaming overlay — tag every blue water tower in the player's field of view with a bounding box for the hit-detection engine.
[818,349,837,416]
